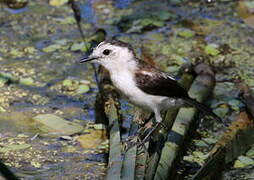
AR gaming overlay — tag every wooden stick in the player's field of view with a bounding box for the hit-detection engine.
[68,0,106,91]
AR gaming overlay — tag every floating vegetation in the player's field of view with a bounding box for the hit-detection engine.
[0,0,254,179]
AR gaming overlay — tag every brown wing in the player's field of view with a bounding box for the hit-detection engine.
[134,61,223,123]
[135,63,189,98]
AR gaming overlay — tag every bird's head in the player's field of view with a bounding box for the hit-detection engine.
[80,40,136,71]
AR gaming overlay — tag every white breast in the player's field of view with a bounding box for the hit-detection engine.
[110,70,169,111]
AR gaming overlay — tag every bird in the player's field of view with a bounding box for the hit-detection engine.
[80,40,221,134]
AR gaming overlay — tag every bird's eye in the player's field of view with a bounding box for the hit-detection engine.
[103,49,111,55]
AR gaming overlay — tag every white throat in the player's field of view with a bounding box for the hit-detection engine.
[103,54,137,75]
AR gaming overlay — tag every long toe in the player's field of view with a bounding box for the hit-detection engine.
[124,122,166,151]
[158,122,168,130]
[137,122,162,147]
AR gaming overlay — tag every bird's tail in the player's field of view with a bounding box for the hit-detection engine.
[184,98,222,123]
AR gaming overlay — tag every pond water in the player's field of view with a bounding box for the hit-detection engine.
[0,0,254,179]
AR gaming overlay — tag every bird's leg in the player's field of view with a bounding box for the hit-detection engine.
[133,112,155,137]
[138,122,165,146]
[124,135,148,152]
[124,111,169,150]
[143,112,155,125]
[125,121,167,151]
[137,110,168,147]
[138,122,162,145]
[124,112,154,142]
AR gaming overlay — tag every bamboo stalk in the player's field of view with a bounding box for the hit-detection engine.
[128,110,151,180]
[145,65,195,180]
[122,115,139,180]
[154,63,216,180]
[94,70,123,180]
[122,109,151,180]
[161,66,195,136]
[96,73,122,180]
[105,97,122,180]
[135,142,149,180]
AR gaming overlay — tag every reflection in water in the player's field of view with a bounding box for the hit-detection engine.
[80,0,97,24]
[115,0,136,9]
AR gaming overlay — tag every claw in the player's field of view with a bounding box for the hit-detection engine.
[138,123,161,145]
[123,135,143,152]
[123,122,168,151]
[137,122,167,148]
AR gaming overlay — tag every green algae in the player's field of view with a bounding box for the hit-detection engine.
[0,0,254,179]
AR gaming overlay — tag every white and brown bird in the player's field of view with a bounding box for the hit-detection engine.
[80,40,221,128]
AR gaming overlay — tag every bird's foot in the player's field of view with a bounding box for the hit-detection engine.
[156,121,168,130]
[138,122,165,145]
[128,122,167,151]
[124,122,167,151]
[123,134,148,152]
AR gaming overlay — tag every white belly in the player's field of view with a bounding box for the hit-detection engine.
[110,71,180,112]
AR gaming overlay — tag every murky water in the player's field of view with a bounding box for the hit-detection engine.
[0,0,254,179]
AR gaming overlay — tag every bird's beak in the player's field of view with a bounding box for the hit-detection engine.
[79,56,99,63]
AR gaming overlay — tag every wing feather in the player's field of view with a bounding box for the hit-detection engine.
[134,63,189,98]
[134,61,222,123]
